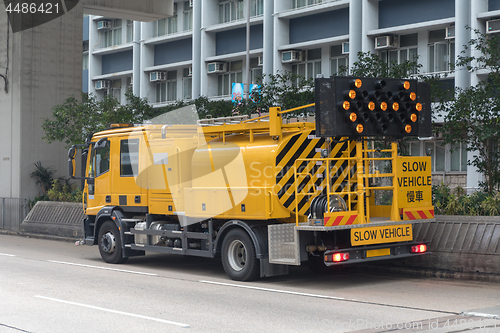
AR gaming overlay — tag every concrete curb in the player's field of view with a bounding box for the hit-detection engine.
[0,229,80,243]
[19,201,84,239]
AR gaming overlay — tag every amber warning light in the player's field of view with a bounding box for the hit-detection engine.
[314,76,432,138]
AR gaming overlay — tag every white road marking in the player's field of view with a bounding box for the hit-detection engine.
[462,311,500,319]
[47,260,157,276]
[34,296,190,328]
[0,253,16,257]
[199,280,345,300]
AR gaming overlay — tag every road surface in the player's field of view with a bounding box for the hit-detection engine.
[0,234,499,332]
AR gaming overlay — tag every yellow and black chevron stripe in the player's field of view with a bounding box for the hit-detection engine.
[275,131,358,216]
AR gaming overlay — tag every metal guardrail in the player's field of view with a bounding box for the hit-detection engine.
[0,197,29,231]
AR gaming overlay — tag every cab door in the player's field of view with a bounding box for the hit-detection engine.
[110,136,145,211]
[86,140,111,215]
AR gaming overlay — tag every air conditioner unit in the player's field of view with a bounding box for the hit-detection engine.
[188,66,193,76]
[94,80,110,90]
[375,36,397,49]
[207,62,227,74]
[97,21,111,30]
[281,50,303,63]
[150,71,166,82]
[341,42,349,55]
[486,19,500,34]
[445,26,455,39]
[258,56,263,66]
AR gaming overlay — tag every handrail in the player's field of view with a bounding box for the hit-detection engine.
[293,141,400,226]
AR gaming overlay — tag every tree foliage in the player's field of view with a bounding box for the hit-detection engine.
[347,51,422,79]
[30,161,55,196]
[42,91,157,146]
[42,73,315,146]
[434,30,500,193]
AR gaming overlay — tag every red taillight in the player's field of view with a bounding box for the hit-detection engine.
[325,252,350,262]
[411,244,427,253]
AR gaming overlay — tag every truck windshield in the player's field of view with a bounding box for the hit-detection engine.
[89,141,110,178]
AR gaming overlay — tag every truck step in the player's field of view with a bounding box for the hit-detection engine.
[122,218,144,223]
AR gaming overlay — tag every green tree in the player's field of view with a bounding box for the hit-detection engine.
[347,51,422,79]
[42,91,157,146]
[42,74,318,146]
[30,161,55,196]
[434,30,500,193]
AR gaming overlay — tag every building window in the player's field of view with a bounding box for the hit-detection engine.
[183,67,192,100]
[111,79,122,103]
[218,61,243,96]
[291,48,322,85]
[157,5,178,36]
[408,140,468,173]
[330,44,348,76]
[120,139,139,177]
[126,76,132,90]
[251,0,264,17]
[428,29,455,73]
[291,0,323,9]
[183,2,193,31]
[450,142,468,172]
[102,19,122,47]
[156,71,177,103]
[126,20,133,43]
[379,34,418,74]
[219,0,244,23]
[250,57,263,84]
[82,53,89,70]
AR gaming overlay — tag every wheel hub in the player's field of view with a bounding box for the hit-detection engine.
[227,239,246,272]
[100,232,116,254]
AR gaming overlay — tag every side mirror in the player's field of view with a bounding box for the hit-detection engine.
[94,138,107,149]
[68,158,76,178]
[68,146,77,159]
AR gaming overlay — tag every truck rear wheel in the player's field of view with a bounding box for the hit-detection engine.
[221,228,259,281]
[98,221,128,264]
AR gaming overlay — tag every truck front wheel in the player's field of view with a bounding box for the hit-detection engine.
[98,221,128,264]
[221,228,259,281]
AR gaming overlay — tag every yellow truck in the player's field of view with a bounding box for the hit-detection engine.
[69,76,434,281]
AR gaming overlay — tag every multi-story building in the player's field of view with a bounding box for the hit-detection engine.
[83,0,500,191]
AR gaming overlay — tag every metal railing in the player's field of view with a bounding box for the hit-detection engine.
[293,142,400,225]
[0,197,29,231]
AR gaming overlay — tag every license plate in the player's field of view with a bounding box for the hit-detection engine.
[351,224,413,246]
[366,248,391,258]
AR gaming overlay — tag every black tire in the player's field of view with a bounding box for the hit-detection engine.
[221,228,260,281]
[98,220,128,264]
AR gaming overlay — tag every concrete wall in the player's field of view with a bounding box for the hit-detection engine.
[0,0,174,202]
[0,5,83,199]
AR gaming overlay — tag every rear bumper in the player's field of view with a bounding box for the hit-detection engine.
[323,241,431,266]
